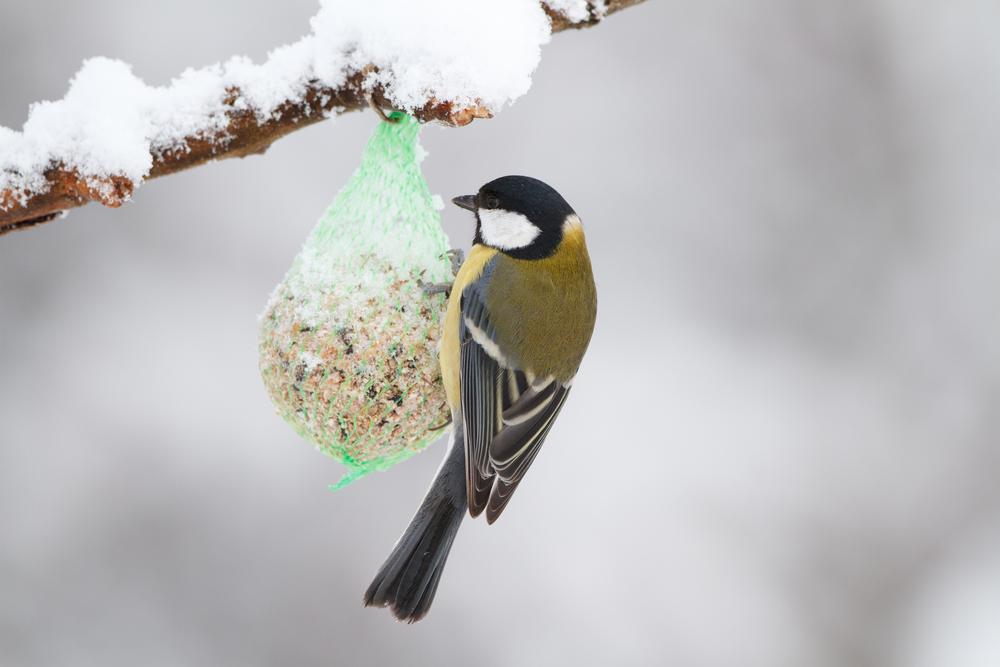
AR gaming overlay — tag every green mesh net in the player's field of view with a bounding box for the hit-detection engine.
[258,113,453,489]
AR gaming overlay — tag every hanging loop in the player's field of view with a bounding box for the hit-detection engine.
[362,65,400,124]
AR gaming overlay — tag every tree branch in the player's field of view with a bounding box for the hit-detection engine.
[0,0,645,236]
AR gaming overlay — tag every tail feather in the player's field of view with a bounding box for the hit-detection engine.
[363,428,467,623]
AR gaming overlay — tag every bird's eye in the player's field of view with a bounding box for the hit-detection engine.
[485,196,499,209]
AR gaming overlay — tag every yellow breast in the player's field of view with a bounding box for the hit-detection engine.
[440,244,498,415]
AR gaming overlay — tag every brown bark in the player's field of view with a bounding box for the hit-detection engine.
[0,1,646,236]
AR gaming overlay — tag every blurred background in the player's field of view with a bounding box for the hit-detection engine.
[2,1,999,665]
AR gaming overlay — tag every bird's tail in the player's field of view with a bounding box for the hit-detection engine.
[363,426,468,623]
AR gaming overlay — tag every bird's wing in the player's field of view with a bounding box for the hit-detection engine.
[486,376,570,524]
[458,267,570,524]
[458,271,527,519]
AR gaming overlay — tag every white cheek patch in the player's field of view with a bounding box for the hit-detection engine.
[478,208,540,250]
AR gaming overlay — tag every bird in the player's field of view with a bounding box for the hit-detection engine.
[362,175,598,622]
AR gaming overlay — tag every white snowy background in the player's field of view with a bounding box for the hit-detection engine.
[2,1,999,666]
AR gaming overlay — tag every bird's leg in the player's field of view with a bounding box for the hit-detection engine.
[419,279,452,297]
[447,248,465,276]
[418,249,465,298]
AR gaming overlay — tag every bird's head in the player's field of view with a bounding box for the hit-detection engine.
[452,175,578,260]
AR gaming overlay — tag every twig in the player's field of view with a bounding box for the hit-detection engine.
[0,0,646,236]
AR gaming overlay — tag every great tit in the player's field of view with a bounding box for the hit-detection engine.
[363,175,597,622]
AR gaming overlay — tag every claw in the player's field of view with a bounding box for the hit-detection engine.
[446,248,465,277]
[417,250,463,297]
[418,278,453,297]
[430,414,453,431]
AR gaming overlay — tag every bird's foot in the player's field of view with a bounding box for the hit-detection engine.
[418,279,453,297]
[446,248,465,277]
[430,415,453,431]
[417,250,463,297]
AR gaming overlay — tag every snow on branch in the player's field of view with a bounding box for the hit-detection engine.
[0,0,645,236]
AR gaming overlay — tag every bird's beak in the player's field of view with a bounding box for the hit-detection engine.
[451,195,476,211]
